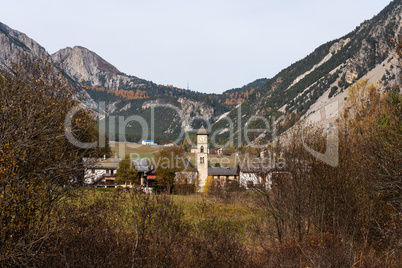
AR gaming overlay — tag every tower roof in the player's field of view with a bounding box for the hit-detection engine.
[197,125,209,135]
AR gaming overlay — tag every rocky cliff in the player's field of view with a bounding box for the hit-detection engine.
[0,22,48,70]
[51,46,148,90]
[212,0,402,145]
[1,0,400,145]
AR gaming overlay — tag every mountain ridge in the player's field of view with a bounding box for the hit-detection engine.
[0,21,48,70]
[0,22,261,142]
[211,0,401,146]
[0,0,400,145]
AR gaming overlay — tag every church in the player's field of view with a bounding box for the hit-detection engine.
[195,126,239,192]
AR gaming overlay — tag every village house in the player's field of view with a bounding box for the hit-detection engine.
[144,169,156,187]
[83,156,121,187]
[239,163,274,190]
[83,156,152,189]
[132,158,151,186]
[163,142,176,147]
[193,126,285,191]
[83,127,287,192]
[217,147,228,155]
[208,167,239,185]
[195,126,241,191]
[175,171,198,186]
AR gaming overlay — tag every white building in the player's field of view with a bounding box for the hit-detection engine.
[83,156,121,187]
[196,126,209,191]
[141,140,158,146]
[239,163,274,190]
[83,156,152,188]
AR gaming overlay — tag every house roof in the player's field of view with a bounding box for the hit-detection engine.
[184,158,196,170]
[145,168,156,176]
[83,157,121,169]
[239,162,275,173]
[197,126,209,135]
[131,158,150,172]
[208,167,238,176]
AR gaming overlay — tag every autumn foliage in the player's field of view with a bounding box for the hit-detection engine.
[89,87,149,100]
[251,78,401,266]
[0,55,106,266]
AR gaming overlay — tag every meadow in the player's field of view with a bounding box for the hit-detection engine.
[109,141,163,159]
[33,187,376,268]
[39,189,275,267]
[110,141,240,167]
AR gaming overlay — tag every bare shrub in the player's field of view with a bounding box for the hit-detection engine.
[0,55,102,266]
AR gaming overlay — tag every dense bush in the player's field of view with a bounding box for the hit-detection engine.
[30,191,253,268]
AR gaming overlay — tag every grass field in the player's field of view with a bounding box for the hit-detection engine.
[71,188,267,246]
[52,188,272,267]
[110,141,163,159]
[11,186,391,266]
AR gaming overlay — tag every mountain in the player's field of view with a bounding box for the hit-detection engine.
[48,1,401,146]
[0,22,48,70]
[51,46,121,85]
[51,46,197,100]
[1,0,400,146]
[212,0,402,146]
[51,46,265,142]
[0,23,258,142]
[0,22,99,108]
[222,78,269,95]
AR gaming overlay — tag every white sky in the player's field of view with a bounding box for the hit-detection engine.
[0,0,392,93]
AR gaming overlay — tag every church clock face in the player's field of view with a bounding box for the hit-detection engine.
[199,136,205,142]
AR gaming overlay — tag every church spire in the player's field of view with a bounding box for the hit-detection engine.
[197,125,208,135]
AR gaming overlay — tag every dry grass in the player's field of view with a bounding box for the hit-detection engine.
[110,141,163,159]
[4,188,400,267]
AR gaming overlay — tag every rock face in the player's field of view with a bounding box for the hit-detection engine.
[0,22,48,69]
[52,46,118,83]
[51,46,232,142]
[0,22,229,142]
[0,0,400,144]
[178,97,215,132]
[51,46,147,89]
[50,46,215,103]
[212,0,402,145]
[0,23,99,117]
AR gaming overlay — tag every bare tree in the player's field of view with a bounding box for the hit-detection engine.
[0,54,102,266]
[248,124,320,242]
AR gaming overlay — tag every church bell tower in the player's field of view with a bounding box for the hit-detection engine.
[196,126,208,191]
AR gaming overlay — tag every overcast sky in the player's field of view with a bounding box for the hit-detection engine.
[0,0,392,93]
